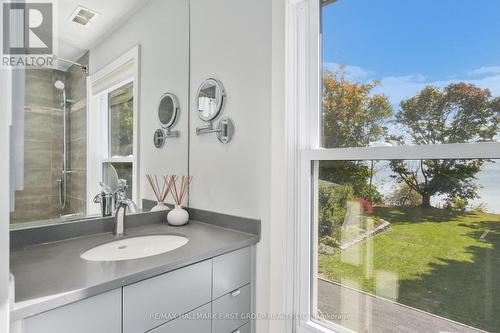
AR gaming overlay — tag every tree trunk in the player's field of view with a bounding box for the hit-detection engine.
[421,194,431,208]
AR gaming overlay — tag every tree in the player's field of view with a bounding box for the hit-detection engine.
[386,183,422,207]
[390,159,484,208]
[393,83,500,145]
[320,69,392,202]
[390,83,500,208]
[322,69,393,148]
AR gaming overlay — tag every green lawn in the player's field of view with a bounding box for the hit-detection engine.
[318,206,500,332]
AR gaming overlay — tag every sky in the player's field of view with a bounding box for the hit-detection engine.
[321,0,500,213]
[322,0,500,104]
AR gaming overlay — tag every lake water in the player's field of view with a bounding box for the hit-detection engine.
[371,160,500,214]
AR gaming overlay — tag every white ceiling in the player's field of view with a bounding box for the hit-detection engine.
[54,0,150,70]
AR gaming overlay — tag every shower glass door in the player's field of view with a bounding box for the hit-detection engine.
[9,53,89,225]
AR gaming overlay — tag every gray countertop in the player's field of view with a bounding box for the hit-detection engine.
[10,220,259,321]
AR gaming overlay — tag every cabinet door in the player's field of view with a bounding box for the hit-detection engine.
[213,247,251,299]
[212,284,251,333]
[149,303,211,333]
[22,289,121,333]
[123,259,212,333]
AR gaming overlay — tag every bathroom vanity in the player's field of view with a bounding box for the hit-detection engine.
[10,210,260,333]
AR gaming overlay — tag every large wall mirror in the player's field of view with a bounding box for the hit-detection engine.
[9,0,190,228]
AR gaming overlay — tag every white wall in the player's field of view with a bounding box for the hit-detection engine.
[89,0,190,205]
[189,0,272,331]
[189,0,271,218]
[93,1,278,331]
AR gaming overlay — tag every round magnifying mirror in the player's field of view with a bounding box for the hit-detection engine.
[196,78,225,122]
[158,93,179,128]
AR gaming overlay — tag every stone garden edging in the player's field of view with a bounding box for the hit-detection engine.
[340,219,391,250]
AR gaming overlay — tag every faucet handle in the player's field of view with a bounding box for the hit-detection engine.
[114,179,128,201]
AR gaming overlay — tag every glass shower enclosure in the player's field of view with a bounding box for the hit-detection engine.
[9,53,89,224]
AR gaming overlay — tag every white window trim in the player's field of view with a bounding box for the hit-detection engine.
[278,1,320,333]
[284,1,500,333]
[87,46,140,215]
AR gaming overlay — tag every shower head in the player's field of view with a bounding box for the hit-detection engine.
[54,80,67,107]
[54,80,65,90]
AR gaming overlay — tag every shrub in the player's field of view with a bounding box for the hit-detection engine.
[358,185,383,204]
[356,197,374,214]
[445,197,469,212]
[472,203,488,214]
[318,182,354,241]
[319,236,340,248]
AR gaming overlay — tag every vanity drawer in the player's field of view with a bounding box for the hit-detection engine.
[22,289,121,333]
[232,322,251,333]
[213,246,251,299]
[212,284,251,333]
[149,303,211,333]
[123,260,212,333]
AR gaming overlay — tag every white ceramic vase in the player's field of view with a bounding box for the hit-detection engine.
[150,202,170,212]
[167,205,189,226]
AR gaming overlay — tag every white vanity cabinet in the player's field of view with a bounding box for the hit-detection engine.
[134,246,253,333]
[212,284,252,332]
[233,322,251,333]
[15,246,253,333]
[123,259,212,333]
[212,246,252,333]
[213,246,252,299]
[21,289,121,333]
[148,303,212,333]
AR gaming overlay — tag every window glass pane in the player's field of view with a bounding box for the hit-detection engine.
[109,162,133,199]
[321,1,500,148]
[109,82,133,157]
[314,158,500,332]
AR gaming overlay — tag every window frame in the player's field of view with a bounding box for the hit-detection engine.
[288,1,500,333]
[86,46,140,215]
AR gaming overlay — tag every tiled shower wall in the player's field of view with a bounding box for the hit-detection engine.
[10,68,66,223]
[10,53,88,223]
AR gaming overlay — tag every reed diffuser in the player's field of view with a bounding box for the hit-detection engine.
[167,175,192,226]
[146,174,174,212]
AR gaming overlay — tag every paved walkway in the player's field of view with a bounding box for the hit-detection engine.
[317,279,487,333]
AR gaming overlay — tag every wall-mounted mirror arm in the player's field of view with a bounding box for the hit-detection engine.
[164,128,180,138]
[154,128,180,149]
[196,117,234,143]
[196,121,217,135]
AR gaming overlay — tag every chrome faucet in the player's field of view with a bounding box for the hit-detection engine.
[113,181,137,238]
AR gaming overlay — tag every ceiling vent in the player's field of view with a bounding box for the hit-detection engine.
[69,6,99,27]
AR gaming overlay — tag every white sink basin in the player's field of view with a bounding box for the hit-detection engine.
[81,235,189,261]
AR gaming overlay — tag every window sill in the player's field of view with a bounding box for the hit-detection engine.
[298,320,356,333]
